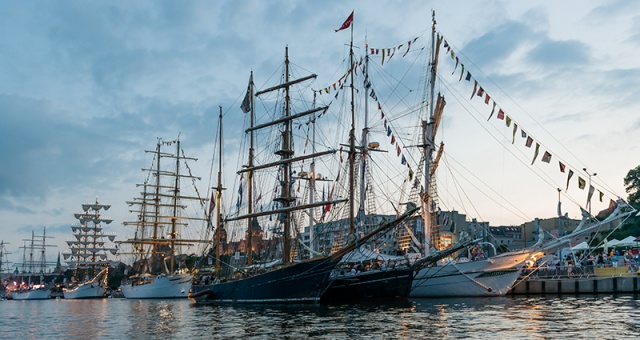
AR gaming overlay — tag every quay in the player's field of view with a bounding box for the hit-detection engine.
[511,266,640,295]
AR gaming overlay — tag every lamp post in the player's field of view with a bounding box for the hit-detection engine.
[583,168,597,216]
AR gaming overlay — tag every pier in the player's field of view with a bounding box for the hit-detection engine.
[511,266,640,295]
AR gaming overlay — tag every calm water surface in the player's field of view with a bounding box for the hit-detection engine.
[1,295,639,339]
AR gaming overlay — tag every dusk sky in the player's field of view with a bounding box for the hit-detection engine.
[1,1,639,267]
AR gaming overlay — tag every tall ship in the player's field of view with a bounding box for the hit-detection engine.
[119,138,208,299]
[1,240,11,299]
[189,48,419,304]
[62,198,118,299]
[8,227,56,300]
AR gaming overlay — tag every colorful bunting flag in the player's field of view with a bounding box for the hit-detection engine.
[578,176,586,189]
[587,185,595,208]
[512,123,518,144]
[506,116,512,127]
[452,56,459,75]
[559,162,566,173]
[599,190,604,202]
[470,80,478,99]
[401,155,407,165]
[397,145,401,157]
[409,169,414,181]
[465,71,472,81]
[477,87,484,97]
[521,130,527,138]
[459,64,465,82]
[484,93,491,105]
[497,109,505,120]
[391,135,396,145]
[525,136,533,148]
[541,151,552,163]
[531,143,540,165]
[488,102,497,120]
[566,169,574,190]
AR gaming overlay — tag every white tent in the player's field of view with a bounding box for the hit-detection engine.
[572,241,590,250]
[615,236,638,247]
[607,239,621,247]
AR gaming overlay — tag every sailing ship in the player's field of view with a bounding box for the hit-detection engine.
[119,138,208,299]
[189,49,420,304]
[406,12,637,297]
[62,198,118,299]
[8,227,56,300]
[1,240,11,299]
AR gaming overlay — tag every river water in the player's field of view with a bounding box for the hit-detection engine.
[1,295,639,339]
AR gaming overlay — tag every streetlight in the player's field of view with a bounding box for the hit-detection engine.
[583,168,597,216]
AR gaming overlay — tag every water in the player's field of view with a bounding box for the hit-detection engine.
[1,295,639,339]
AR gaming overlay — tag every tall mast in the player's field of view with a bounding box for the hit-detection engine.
[215,106,224,279]
[152,141,161,271]
[309,92,317,255]
[247,72,255,266]
[169,139,181,273]
[348,19,356,236]
[283,46,292,263]
[423,10,437,256]
[359,36,369,222]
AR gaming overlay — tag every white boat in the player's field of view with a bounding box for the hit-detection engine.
[10,286,51,300]
[121,272,192,299]
[63,199,118,299]
[119,138,208,299]
[63,267,109,299]
[401,13,636,297]
[9,227,57,300]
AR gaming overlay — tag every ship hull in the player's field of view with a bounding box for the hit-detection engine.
[189,257,338,304]
[411,252,531,297]
[10,289,51,300]
[320,268,414,304]
[121,274,192,299]
[63,283,106,299]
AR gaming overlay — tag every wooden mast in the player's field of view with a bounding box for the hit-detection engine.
[215,106,224,279]
[247,72,254,266]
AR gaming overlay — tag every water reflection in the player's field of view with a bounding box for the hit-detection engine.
[1,295,638,339]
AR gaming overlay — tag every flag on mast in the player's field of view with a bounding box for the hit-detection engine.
[240,73,252,113]
[335,11,354,32]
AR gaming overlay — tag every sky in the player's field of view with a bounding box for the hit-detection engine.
[1,1,639,268]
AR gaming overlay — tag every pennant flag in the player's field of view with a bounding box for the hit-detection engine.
[381,48,386,65]
[476,87,484,97]
[497,109,505,120]
[465,71,472,81]
[240,73,253,113]
[401,155,407,165]
[470,81,478,99]
[587,185,595,208]
[391,135,396,145]
[488,101,497,120]
[559,161,566,173]
[444,40,449,48]
[578,176,586,189]
[409,169,414,181]
[459,64,465,81]
[484,93,491,105]
[452,56,459,75]
[599,190,604,202]
[208,192,215,222]
[566,169,574,190]
[521,130,527,138]
[541,151,552,163]
[531,143,540,165]
[397,145,401,157]
[387,126,392,136]
[506,116,512,127]
[403,40,412,57]
[450,50,455,59]
[525,136,533,148]
[512,123,518,144]
[335,11,354,32]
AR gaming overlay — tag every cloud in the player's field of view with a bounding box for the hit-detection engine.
[525,39,590,67]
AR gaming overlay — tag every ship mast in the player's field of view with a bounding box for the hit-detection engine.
[246,72,255,266]
[215,106,225,279]
[348,19,356,237]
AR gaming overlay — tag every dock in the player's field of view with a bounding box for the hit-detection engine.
[511,266,640,295]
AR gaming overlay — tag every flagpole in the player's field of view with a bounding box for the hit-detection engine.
[348,11,356,237]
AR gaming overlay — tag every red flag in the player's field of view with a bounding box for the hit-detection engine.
[559,162,566,173]
[335,11,354,32]
[497,109,505,120]
[208,192,215,220]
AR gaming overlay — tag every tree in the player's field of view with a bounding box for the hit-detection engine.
[624,165,640,208]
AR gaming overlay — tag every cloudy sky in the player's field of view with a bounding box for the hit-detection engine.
[1,1,639,267]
